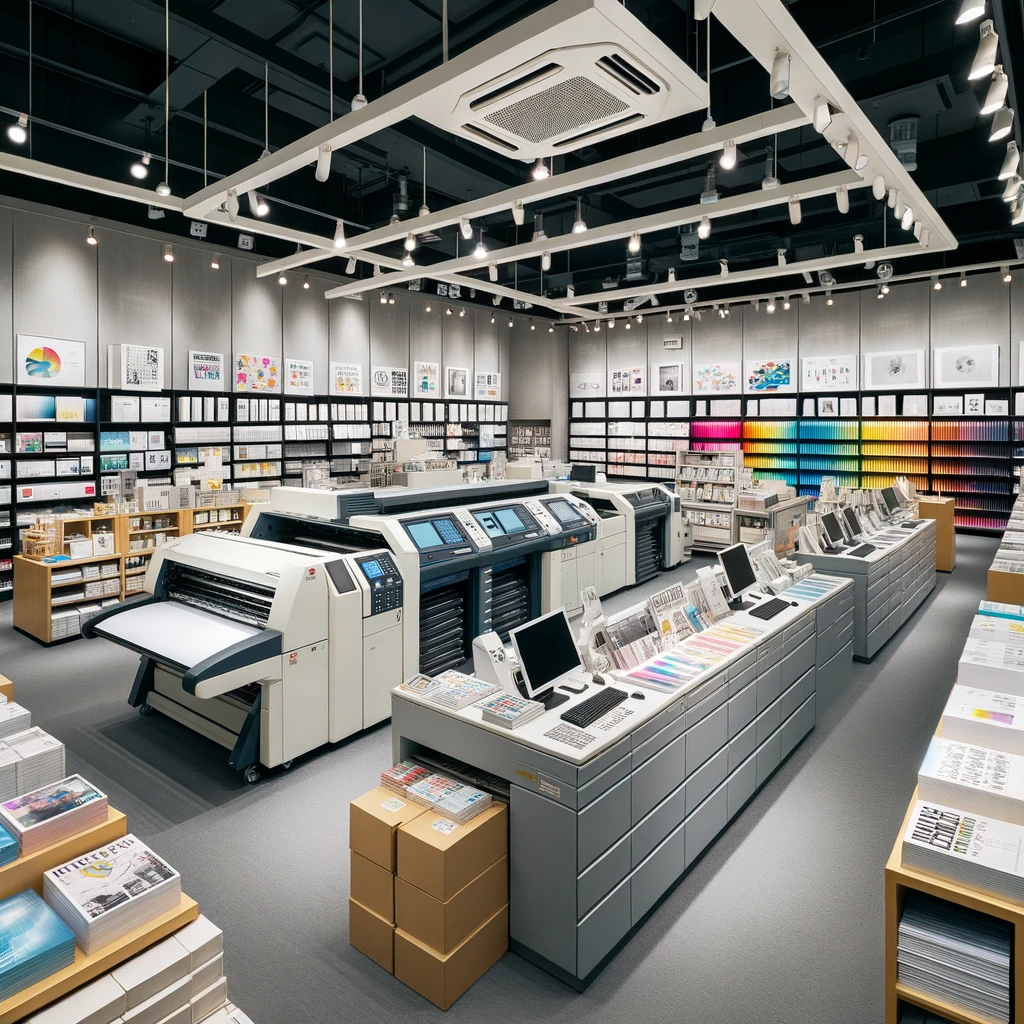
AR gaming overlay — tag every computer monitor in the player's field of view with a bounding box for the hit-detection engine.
[843,506,862,538]
[510,610,582,703]
[881,486,899,514]
[717,543,759,610]
[570,463,596,483]
[821,511,847,549]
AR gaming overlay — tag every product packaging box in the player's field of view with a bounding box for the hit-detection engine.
[349,898,396,973]
[350,787,427,872]
[397,803,507,901]
[173,915,223,972]
[351,850,395,922]
[111,934,190,1008]
[26,973,126,1024]
[0,674,12,702]
[394,904,508,1010]
[396,855,508,954]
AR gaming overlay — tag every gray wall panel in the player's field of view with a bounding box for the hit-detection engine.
[797,291,860,389]
[606,323,649,393]
[13,210,98,384]
[328,298,369,391]
[930,271,1010,386]
[1012,276,1024,388]
[283,273,330,393]
[171,244,232,390]
[442,312,474,394]
[0,208,11,383]
[473,310,500,374]
[97,230,172,385]
[410,302,442,371]
[498,317,511,401]
[691,311,743,398]
[369,300,410,375]
[509,322,568,456]
[232,260,283,389]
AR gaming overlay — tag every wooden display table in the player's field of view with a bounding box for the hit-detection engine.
[885,787,1024,1024]
[917,496,956,573]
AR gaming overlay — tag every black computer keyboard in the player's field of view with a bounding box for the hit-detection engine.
[849,543,876,557]
[561,687,628,728]
[748,597,791,621]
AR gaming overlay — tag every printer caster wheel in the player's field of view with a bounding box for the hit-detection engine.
[138,704,154,717]
[282,761,293,770]
[244,766,260,785]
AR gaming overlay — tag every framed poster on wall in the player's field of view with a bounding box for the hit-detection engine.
[474,371,500,400]
[108,344,165,392]
[932,345,999,389]
[693,361,740,394]
[330,362,362,395]
[569,371,605,397]
[653,363,687,394]
[863,349,926,391]
[189,351,225,391]
[371,366,409,397]
[802,354,857,391]
[17,336,87,388]
[414,361,440,397]
[745,359,793,393]
[445,366,469,398]
[284,358,314,394]
[235,354,279,392]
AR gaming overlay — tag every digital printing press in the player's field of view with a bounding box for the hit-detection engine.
[83,532,406,782]
[244,483,601,678]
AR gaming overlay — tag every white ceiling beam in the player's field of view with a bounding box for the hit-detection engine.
[254,106,809,279]
[323,170,865,300]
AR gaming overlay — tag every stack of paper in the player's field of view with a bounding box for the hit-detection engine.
[477,693,546,730]
[957,639,1024,695]
[897,891,1010,1024]
[7,728,66,796]
[940,685,1024,755]
[918,736,1024,825]
[421,675,500,711]
[0,703,31,739]
[969,613,1024,644]
[0,775,108,855]
[406,774,493,823]
[44,834,182,954]
[0,889,76,1001]
[902,800,1024,902]
[380,761,432,796]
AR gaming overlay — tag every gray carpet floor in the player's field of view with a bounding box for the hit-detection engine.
[0,535,995,1024]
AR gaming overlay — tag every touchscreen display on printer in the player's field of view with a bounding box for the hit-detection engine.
[406,521,443,549]
[546,499,579,526]
[360,560,384,579]
[494,508,526,533]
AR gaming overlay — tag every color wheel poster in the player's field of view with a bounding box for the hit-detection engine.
[235,353,279,392]
[17,336,86,388]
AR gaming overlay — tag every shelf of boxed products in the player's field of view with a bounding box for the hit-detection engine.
[98,392,178,499]
[674,449,743,550]
[931,419,1013,532]
[860,419,930,494]
[645,418,689,481]
[280,397,331,482]
[605,418,648,479]
[507,421,551,461]
[797,419,861,497]
[688,418,742,452]
[742,419,799,489]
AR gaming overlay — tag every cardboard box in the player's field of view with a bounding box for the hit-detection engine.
[350,786,427,872]
[349,898,395,973]
[351,850,395,922]
[397,803,507,902]
[0,674,12,702]
[173,915,223,972]
[112,934,191,1008]
[27,973,126,1024]
[190,976,227,1023]
[191,952,224,997]
[121,975,191,1024]
[394,904,508,1010]
[396,855,508,954]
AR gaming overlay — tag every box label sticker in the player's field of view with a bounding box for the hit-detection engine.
[381,797,405,813]
[515,768,538,783]
[431,819,459,835]
[539,778,561,799]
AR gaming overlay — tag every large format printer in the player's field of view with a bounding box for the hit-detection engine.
[244,485,599,677]
[83,532,406,782]
[549,479,689,589]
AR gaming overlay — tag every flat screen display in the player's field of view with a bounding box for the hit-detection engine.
[843,507,862,536]
[717,543,758,598]
[882,487,899,513]
[546,499,580,526]
[472,511,503,539]
[511,610,582,697]
[821,511,845,545]
[494,508,526,533]
[360,560,383,580]
[406,521,443,550]
[570,463,596,483]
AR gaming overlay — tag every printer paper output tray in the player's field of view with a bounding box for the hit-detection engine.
[89,600,283,697]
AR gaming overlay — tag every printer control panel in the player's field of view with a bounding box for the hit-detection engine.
[356,552,403,615]
[452,507,493,550]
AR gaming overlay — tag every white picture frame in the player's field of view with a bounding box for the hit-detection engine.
[693,361,741,394]
[862,349,926,391]
[445,366,469,398]
[932,344,999,389]
[653,363,687,395]
[801,354,857,391]
[17,336,87,388]
[284,358,315,395]
[413,361,440,397]
[189,350,225,392]
[330,362,362,395]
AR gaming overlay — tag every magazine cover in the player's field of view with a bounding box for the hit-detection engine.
[0,889,76,993]
[0,775,105,836]
[46,834,179,922]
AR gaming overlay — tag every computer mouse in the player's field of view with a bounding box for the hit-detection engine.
[592,673,605,685]
[631,691,645,700]
[790,601,799,607]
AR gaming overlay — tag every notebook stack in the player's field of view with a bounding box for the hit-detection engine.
[0,775,108,856]
[421,674,501,712]
[0,703,31,739]
[44,834,182,954]
[8,728,67,798]
[0,889,76,1000]
[898,891,1010,1024]
[406,775,493,824]
[476,694,545,730]
[381,762,433,797]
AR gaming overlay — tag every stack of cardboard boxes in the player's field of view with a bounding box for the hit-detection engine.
[349,785,509,1009]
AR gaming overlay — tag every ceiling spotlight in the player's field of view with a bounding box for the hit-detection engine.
[404,232,416,252]
[777,249,787,267]
[130,153,151,180]
[6,113,28,145]
[881,282,890,294]
[783,297,792,311]
[532,214,547,242]
[771,51,791,101]
[668,268,677,283]
[789,197,802,226]
[531,158,550,181]
[872,175,887,201]
[697,215,711,240]
[1003,266,1012,283]
[990,107,1015,142]
[488,262,498,283]
[593,321,600,333]
[155,180,172,197]
[248,191,269,217]
[877,286,885,300]
[315,143,332,182]
[474,232,487,260]
[636,314,644,323]
[683,310,691,321]
[351,92,367,111]
[458,306,465,317]
[969,21,999,81]
[836,186,850,214]
[666,311,673,323]
[382,292,389,305]
[334,219,347,249]
[425,302,432,313]
[854,234,865,254]
[459,217,473,241]
[211,254,220,269]
[960,273,968,287]
[445,305,453,315]
[694,0,716,19]
[720,139,736,170]
[1003,175,1023,201]
[719,259,729,276]
[957,0,985,22]
[826,291,834,306]
[302,276,310,290]
[812,96,832,134]
[277,273,287,285]
[388,293,395,305]
[492,293,501,306]
[627,232,641,254]
[389,213,400,226]
[226,192,239,221]
[895,195,907,219]
[508,318,513,327]
[761,145,780,190]
[901,206,915,231]
[345,257,357,275]
[541,251,552,272]
[512,200,525,226]
[840,134,869,171]
[573,198,587,234]
[624,319,631,329]
[914,221,923,241]
[888,188,898,209]
[982,67,1009,115]
[402,252,414,267]
[373,264,382,277]
[86,226,98,247]
[819,270,836,288]
[766,298,776,314]
[163,243,174,263]
[932,275,942,291]
[529,320,535,330]
[1000,141,1020,179]
[490,314,495,324]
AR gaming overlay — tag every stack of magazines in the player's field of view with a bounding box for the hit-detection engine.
[0,889,76,1000]
[476,694,545,730]
[421,673,500,711]
[5,728,66,798]
[0,703,30,739]
[380,761,432,796]
[898,891,1010,1024]
[0,776,108,856]
[44,835,182,954]
[406,774,493,823]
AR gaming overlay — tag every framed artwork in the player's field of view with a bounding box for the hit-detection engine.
[817,397,838,417]
[474,372,500,400]
[863,349,925,391]
[330,362,362,395]
[371,366,409,397]
[189,351,224,392]
[17,336,87,388]
[693,362,740,394]
[609,366,645,394]
[934,395,963,415]
[653,363,687,395]
[745,359,793,393]
[284,358,314,394]
[932,345,999,389]
[802,354,857,391]
[108,344,164,392]
[445,366,469,398]
[569,371,605,397]
[235,354,279,392]
[965,393,984,415]
[413,361,440,397]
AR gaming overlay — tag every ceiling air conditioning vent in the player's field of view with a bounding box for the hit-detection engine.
[429,0,707,160]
